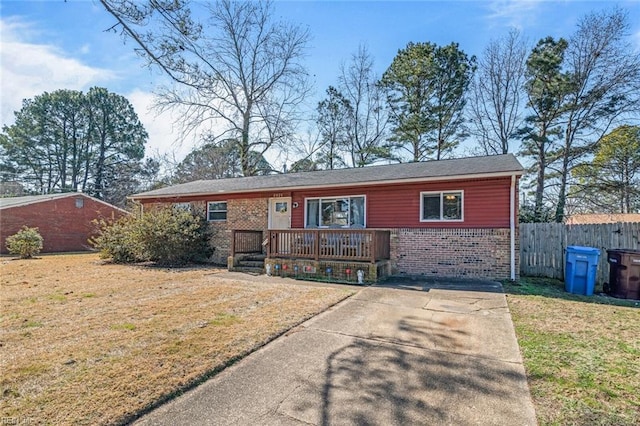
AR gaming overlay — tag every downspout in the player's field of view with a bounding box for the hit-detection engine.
[510,174,516,281]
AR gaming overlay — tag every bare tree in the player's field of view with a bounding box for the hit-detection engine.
[552,8,640,222]
[316,87,351,170]
[469,29,527,155]
[338,44,390,166]
[100,0,310,176]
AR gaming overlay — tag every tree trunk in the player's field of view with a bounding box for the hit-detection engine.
[241,109,251,176]
[554,147,570,223]
[534,127,547,222]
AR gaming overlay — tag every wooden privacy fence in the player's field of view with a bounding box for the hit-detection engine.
[520,222,640,284]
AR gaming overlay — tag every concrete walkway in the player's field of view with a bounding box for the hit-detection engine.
[134,279,537,425]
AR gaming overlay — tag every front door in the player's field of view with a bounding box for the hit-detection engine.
[269,197,292,229]
[269,197,292,255]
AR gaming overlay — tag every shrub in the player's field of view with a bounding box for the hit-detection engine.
[6,226,43,258]
[90,207,213,266]
[137,207,213,265]
[90,216,145,263]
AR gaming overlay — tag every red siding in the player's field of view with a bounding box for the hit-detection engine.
[1,195,126,254]
[291,177,514,228]
[142,176,516,229]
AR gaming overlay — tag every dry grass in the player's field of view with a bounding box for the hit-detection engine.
[0,253,353,425]
[505,278,640,426]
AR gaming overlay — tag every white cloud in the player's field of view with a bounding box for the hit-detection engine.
[485,0,544,28]
[0,17,114,126]
[126,89,195,162]
[79,43,91,55]
[0,17,190,162]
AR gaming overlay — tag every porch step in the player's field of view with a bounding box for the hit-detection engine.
[242,254,266,262]
[231,266,264,275]
[238,260,266,268]
[231,252,265,274]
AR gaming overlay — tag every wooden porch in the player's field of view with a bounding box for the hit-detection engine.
[268,229,390,263]
[230,229,391,263]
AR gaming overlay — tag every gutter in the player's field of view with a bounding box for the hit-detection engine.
[129,170,525,201]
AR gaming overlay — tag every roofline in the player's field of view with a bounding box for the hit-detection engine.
[0,192,129,214]
[130,170,524,201]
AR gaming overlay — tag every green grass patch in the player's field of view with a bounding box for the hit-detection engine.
[209,313,240,326]
[503,276,639,308]
[110,323,136,331]
[47,293,67,302]
[506,276,639,426]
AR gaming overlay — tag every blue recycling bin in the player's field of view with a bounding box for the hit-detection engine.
[565,246,601,296]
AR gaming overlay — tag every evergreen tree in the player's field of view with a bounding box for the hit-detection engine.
[381,42,475,161]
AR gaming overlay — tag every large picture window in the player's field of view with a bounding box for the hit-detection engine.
[306,196,365,228]
[420,191,463,221]
[207,201,227,221]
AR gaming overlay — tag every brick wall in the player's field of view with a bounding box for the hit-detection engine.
[0,195,126,254]
[141,198,268,264]
[196,198,269,264]
[391,228,518,280]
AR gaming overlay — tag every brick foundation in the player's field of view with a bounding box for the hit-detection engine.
[264,258,391,283]
[391,228,518,280]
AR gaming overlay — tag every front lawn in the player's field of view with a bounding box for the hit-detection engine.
[504,277,639,426]
[0,253,353,425]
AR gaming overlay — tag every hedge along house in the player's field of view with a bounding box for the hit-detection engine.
[130,154,524,283]
[0,193,128,254]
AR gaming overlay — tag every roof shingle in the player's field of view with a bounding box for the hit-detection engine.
[131,154,524,199]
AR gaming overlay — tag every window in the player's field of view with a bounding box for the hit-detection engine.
[207,201,227,221]
[420,191,463,221]
[306,196,365,228]
[75,198,84,208]
[173,202,191,212]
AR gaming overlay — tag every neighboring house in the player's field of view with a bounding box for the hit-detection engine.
[0,181,24,197]
[566,213,640,225]
[0,193,127,254]
[130,154,524,282]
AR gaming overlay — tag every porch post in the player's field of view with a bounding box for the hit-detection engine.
[370,230,376,263]
[231,230,236,258]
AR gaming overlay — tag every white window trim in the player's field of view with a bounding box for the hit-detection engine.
[420,190,464,222]
[207,201,228,222]
[304,195,367,228]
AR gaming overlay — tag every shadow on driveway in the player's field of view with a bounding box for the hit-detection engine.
[135,282,536,426]
[283,297,533,425]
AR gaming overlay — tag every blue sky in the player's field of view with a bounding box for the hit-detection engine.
[1,0,639,163]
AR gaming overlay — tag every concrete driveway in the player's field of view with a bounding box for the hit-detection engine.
[134,278,537,425]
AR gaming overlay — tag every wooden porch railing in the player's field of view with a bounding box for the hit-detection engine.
[267,229,391,263]
[231,230,264,257]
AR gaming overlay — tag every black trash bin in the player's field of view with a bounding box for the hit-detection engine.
[606,249,640,300]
